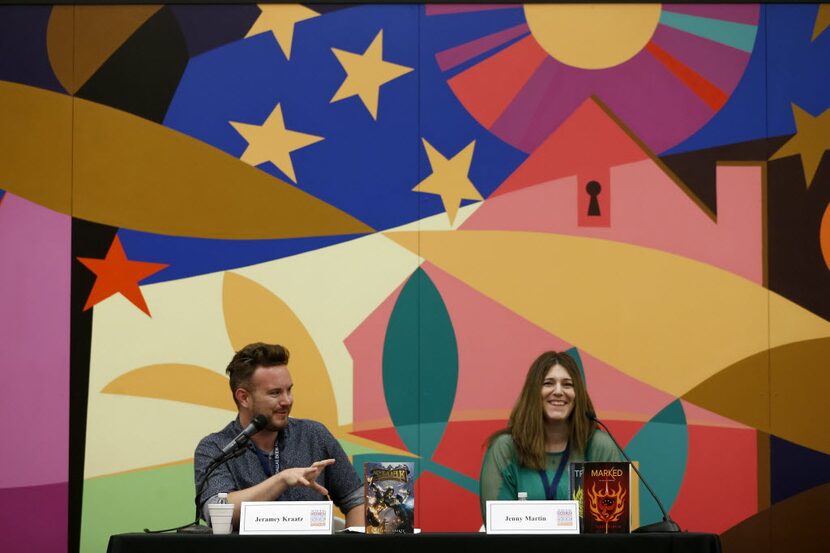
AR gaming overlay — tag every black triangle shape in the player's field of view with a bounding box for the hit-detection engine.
[76,7,189,123]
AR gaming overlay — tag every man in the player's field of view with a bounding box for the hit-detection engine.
[194,342,364,529]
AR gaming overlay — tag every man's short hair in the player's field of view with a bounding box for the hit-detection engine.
[226,342,290,405]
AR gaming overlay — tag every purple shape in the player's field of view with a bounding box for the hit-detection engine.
[168,5,260,58]
[0,194,70,488]
[651,25,750,94]
[492,57,592,153]
[437,23,528,71]
[489,45,718,154]
[662,4,760,25]
[426,5,520,17]
[594,49,714,153]
[0,482,67,553]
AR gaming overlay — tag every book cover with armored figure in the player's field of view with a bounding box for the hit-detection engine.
[364,462,415,534]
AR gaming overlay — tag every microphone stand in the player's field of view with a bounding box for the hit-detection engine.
[143,446,246,534]
[590,414,681,533]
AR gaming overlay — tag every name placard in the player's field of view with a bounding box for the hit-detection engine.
[486,500,580,534]
[240,501,333,535]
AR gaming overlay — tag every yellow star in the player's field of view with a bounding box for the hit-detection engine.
[331,30,413,120]
[413,139,483,225]
[246,4,319,60]
[229,103,324,183]
[770,103,830,188]
[813,5,830,41]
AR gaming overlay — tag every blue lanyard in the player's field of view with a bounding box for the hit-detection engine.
[538,444,570,500]
[253,443,279,477]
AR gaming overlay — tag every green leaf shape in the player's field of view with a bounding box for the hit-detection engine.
[81,462,194,553]
[566,346,587,383]
[624,399,688,527]
[382,267,459,458]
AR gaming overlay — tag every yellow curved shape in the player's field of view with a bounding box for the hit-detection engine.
[101,363,236,411]
[0,81,72,213]
[684,338,830,454]
[524,4,661,69]
[222,272,338,428]
[0,80,373,238]
[384,230,830,399]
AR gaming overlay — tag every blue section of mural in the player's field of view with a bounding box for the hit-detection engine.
[765,4,830,132]
[668,4,830,155]
[165,5,526,232]
[118,229,365,284]
[164,35,289,161]
[418,8,528,201]
[770,435,830,504]
[420,5,527,54]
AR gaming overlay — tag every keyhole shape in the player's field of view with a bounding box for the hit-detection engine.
[586,181,602,216]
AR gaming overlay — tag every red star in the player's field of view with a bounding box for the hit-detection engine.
[77,235,168,316]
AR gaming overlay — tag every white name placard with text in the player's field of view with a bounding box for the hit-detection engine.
[486,500,580,534]
[240,501,333,535]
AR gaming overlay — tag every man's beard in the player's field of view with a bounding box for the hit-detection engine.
[263,411,290,432]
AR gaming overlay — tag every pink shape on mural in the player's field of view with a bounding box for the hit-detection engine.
[346,283,405,430]
[463,163,763,284]
[346,261,681,438]
[681,398,750,429]
[424,263,677,419]
[0,194,70,489]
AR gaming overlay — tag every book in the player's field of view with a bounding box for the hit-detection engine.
[569,462,585,532]
[364,462,415,534]
[573,462,630,534]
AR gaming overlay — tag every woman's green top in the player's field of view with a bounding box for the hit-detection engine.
[479,429,623,523]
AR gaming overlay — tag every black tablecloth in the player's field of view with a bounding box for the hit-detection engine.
[108,531,721,553]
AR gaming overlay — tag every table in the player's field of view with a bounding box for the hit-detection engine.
[108,531,721,553]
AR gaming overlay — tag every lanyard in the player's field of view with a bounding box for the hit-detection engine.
[253,443,280,478]
[538,444,570,500]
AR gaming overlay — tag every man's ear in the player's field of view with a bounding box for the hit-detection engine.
[234,387,250,408]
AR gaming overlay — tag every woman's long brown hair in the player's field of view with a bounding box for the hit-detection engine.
[489,351,597,470]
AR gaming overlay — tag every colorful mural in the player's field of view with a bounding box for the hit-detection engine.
[1,4,829,553]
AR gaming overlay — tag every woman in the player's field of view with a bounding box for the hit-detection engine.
[479,350,622,521]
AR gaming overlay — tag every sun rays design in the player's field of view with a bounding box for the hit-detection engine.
[426,4,760,154]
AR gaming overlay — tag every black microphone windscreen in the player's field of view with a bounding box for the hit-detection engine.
[252,414,268,430]
[585,410,597,421]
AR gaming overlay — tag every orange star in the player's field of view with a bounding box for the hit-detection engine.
[77,235,168,316]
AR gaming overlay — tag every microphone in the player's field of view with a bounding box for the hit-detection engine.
[220,414,268,456]
[586,410,681,533]
[147,417,267,534]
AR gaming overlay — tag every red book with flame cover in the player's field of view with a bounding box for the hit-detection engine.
[577,462,630,534]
